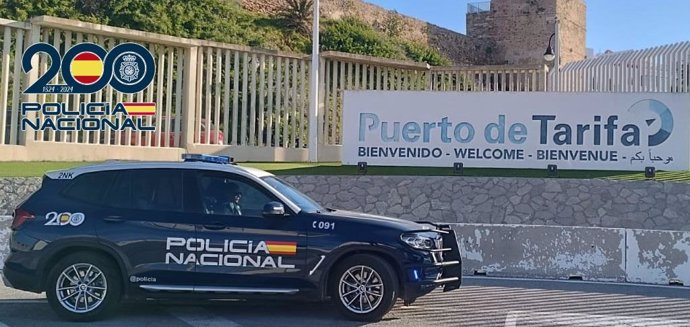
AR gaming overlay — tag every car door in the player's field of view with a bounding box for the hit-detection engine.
[96,169,199,292]
[192,171,309,292]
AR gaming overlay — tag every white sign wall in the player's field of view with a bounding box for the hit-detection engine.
[342,92,690,171]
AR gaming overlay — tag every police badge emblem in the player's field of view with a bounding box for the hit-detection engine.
[119,54,140,83]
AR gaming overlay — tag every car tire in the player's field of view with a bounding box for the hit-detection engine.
[330,254,399,322]
[46,252,121,321]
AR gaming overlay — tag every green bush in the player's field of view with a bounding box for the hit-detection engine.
[0,0,300,51]
[400,41,451,66]
[320,17,406,60]
[277,0,313,35]
[320,17,450,66]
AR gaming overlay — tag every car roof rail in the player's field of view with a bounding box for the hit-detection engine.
[182,154,236,165]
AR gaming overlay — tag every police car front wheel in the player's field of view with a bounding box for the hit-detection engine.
[46,252,122,321]
[331,254,398,322]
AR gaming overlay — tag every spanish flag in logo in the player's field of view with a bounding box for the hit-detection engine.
[70,52,104,85]
[266,241,297,256]
[122,102,156,116]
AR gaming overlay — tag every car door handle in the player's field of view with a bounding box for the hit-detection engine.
[103,216,124,223]
[203,223,225,230]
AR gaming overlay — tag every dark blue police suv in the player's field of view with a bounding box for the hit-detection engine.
[3,155,462,322]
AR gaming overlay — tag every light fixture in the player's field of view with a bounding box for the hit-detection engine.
[547,164,558,177]
[453,162,464,175]
[544,33,556,62]
[645,166,656,179]
[357,161,368,174]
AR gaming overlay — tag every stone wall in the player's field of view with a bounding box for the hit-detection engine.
[466,0,586,65]
[556,0,587,65]
[240,0,493,65]
[1,178,42,216]
[2,176,689,231]
[466,11,491,39]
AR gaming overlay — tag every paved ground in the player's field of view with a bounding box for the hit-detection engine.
[1,276,690,327]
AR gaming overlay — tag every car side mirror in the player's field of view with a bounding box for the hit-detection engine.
[263,202,285,218]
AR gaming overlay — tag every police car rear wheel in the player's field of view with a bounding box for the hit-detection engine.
[331,254,398,322]
[46,252,121,321]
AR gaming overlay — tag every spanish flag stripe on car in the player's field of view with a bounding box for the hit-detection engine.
[266,241,297,256]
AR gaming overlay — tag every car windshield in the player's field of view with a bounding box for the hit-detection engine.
[261,176,324,213]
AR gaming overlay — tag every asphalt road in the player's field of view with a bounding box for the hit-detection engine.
[1,276,690,327]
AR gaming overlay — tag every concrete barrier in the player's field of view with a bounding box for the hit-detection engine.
[626,229,690,285]
[0,218,688,286]
[453,223,626,282]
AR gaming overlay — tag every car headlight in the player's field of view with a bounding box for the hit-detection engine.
[401,232,440,250]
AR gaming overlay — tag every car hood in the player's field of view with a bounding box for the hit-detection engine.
[319,209,432,231]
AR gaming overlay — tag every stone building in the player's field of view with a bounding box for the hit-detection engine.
[240,0,586,66]
[467,0,586,65]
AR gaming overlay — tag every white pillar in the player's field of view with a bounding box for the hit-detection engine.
[181,47,198,149]
[21,21,41,146]
[308,0,320,162]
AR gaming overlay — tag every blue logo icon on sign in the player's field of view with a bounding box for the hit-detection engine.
[628,99,673,146]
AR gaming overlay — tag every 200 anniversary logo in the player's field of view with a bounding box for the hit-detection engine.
[21,42,156,132]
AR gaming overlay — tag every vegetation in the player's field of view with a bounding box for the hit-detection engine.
[0,0,303,51]
[321,18,450,66]
[384,10,403,38]
[2,162,690,183]
[277,0,313,35]
[0,0,450,65]
[402,42,450,66]
[321,17,406,60]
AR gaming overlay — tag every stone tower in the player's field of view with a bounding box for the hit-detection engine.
[466,0,586,65]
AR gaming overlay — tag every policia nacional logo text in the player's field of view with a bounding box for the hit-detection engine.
[165,237,296,268]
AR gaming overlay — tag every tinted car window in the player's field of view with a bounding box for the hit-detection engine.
[262,176,323,213]
[198,174,273,217]
[105,169,184,212]
[62,171,117,205]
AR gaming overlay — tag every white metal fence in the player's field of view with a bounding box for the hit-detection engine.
[193,46,310,149]
[1,16,544,161]
[550,41,690,93]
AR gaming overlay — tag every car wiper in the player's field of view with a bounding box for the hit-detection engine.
[326,207,336,212]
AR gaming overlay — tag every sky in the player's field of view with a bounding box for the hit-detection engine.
[365,0,690,54]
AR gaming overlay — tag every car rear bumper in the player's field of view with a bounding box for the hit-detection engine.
[2,262,42,293]
[2,272,13,288]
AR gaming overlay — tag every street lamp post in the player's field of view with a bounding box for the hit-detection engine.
[308,0,320,162]
[544,33,556,62]
[543,17,560,91]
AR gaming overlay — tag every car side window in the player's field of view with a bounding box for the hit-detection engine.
[62,171,117,205]
[198,174,274,218]
[105,169,184,212]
